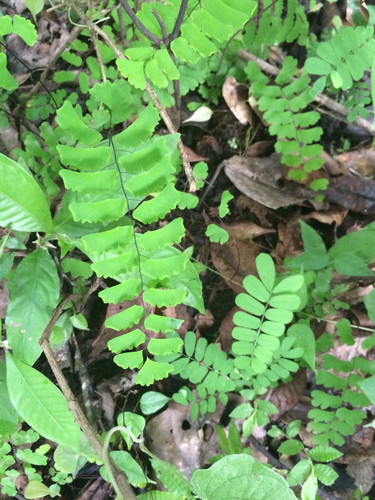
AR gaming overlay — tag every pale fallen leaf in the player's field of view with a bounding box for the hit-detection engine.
[182,106,213,123]
[222,76,253,126]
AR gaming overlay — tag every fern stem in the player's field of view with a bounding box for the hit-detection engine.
[300,312,375,334]
[117,0,161,44]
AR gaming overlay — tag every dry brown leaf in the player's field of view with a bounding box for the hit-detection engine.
[224,154,319,210]
[308,207,347,227]
[223,221,275,241]
[196,135,221,158]
[222,76,253,126]
[219,306,240,353]
[183,145,209,163]
[266,369,307,420]
[337,147,375,178]
[246,141,275,158]
[145,397,244,478]
[234,195,274,229]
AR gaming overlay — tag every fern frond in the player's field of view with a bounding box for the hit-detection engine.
[246,57,324,184]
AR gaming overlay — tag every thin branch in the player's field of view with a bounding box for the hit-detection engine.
[238,50,375,137]
[152,8,169,45]
[117,0,161,44]
[169,0,189,41]
[39,292,138,500]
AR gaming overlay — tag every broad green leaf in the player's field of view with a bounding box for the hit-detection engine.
[358,375,375,405]
[313,464,338,486]
[24,481,60,499]
[227,420,242,454]
[138,493,184,500]
[60,170,117,194]
[155,49,180,80]
[25,0,44,23]
[145,59,168,88]
[287,459,312,487]
[269,294,301,311]
[191,454,297,500]
[0,361,18,438]
[140,391,170,415]
[235,293,266,316]
[101,451,147,486]
[6,249,59,365]
[364,288,375,324]
[301,469,318,500]
[229,403,253,419]
[89,80,132,124]
[286,420,302,439]
[136,359,173,385]
[336,318,354,346]
[334,252,373,276]
[307,445,343,462]
[6,352,80,450]
[150,457,192,497]
[0,153,53,231]
[328,228,375,264]
[277,439,304,455]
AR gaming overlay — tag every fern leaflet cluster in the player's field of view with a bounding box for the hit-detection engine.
[309,354,373,446]
[246,57,326,190]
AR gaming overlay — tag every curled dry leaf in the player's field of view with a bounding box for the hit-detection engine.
[183,145,209,163]
[326,174,375,214]
[223,154,317,210]
[208,219,273,294]
[222,76,253,126]
[337,147,375,178]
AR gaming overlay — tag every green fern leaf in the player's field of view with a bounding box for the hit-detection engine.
[148,338,183,356]
[108,330,146,354]
[114,351,144,370]
[56,101,102,146]
[136,359,173,386]
[104,305,145,331]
